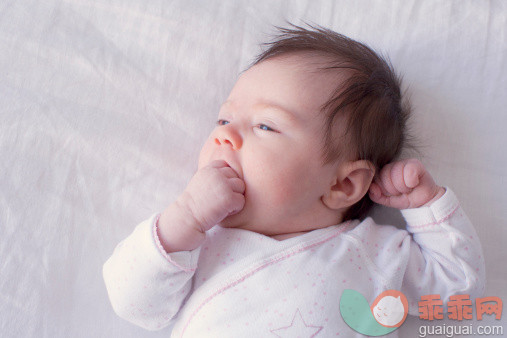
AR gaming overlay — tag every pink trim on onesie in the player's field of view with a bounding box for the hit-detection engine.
[179,221,353,337]
[408,204,460,230]
[152,214,196,273]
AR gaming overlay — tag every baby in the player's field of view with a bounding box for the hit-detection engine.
[103,24,485,337]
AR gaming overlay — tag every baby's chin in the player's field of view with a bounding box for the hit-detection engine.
[218,215,279,238]
[218,212,261,233]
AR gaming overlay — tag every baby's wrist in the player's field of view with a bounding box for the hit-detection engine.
[174,192,205,231]
[157,201,206,253]
[421,186,446,207]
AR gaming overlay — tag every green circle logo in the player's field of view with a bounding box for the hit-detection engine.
[340,289,409,336]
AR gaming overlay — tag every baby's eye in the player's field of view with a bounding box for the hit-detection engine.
[216,119,230,126]
[257,124,276,132]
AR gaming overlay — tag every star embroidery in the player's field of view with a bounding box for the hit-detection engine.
[271,309,323,337]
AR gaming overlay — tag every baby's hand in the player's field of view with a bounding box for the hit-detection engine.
[368,159,445,209]
[178,160,245,232]
[158,160,245,252]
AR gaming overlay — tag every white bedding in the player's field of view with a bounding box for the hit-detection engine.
[1,0,505,337]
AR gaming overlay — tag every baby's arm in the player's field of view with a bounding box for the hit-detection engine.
[103,160,245,330]
[103,215,198,330]
[367,159,484,310]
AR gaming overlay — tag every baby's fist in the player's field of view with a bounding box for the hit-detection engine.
[179,160,245,232]
[368,159,445,209]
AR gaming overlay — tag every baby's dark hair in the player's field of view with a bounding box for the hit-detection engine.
[250,23,411,221]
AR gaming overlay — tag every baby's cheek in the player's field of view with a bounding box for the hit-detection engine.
[244,165,289,204]
[263,174,307,206]
[265,181,293,205]
[244,154,311,210]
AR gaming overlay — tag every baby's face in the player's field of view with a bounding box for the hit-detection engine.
[199,55,346,237]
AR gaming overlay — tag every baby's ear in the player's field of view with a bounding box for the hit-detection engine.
[322,160,375,210]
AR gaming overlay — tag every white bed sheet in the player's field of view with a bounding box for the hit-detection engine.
[1,0,506,336]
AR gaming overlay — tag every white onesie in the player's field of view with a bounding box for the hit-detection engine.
[103,188,485,337]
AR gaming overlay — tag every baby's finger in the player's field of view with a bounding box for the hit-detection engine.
[384,194,411,210]
[369,186,410,209]
[368,182,383,203]
[378,163,399,196]
[403,159,424,189]
[229,177,245,194]
[368,186,391,206]
[372,176,390,199]
[227,192,245,215]
[208,159,229,169]
[391,160,413,194]
[219,166,240,179]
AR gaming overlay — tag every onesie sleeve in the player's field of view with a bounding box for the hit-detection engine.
[349,188,485,316]
[103,214,201,330]
[399,188,485,312]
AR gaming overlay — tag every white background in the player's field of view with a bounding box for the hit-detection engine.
[1,0,506,336]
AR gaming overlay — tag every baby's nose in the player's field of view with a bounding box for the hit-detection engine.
[214,127,242,150]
